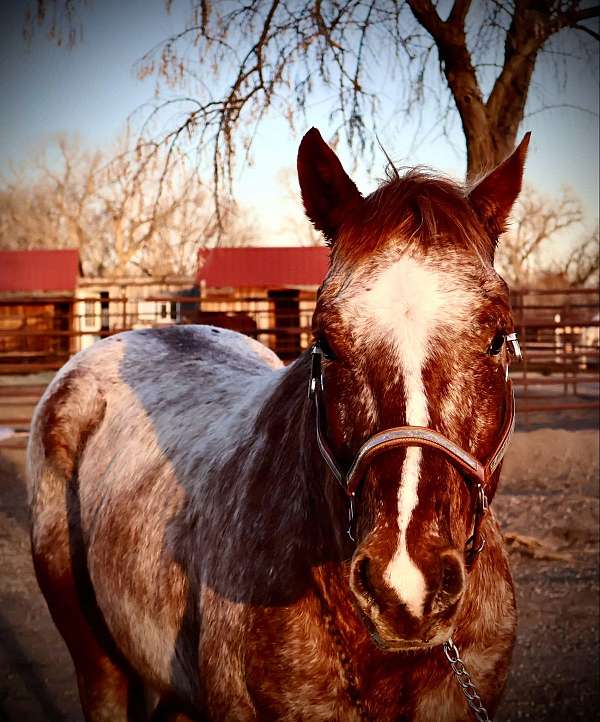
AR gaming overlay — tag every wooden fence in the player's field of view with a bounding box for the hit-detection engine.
[0,287,598,437]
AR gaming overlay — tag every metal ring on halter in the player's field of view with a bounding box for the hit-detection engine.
[464,483,489,567]
[466,535,486,556]
[506,332,522,360]
[347,494,356,541]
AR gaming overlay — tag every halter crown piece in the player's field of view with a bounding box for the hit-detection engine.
[308,334,520,566]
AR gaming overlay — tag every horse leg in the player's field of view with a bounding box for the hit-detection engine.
[74,655,146,722]
[150,698,201,722]
[32,527,152,722]
[33,583,143,722]
[30,473,154,722]
[29,372,151,720]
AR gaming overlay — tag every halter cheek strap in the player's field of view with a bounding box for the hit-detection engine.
[308,342,518,567]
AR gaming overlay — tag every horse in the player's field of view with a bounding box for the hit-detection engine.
[28,127,529,721]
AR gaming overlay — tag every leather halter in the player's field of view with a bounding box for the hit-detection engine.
[308,335,520,567]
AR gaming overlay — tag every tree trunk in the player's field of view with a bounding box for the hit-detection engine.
[442,10,541,181]
[407,0,560,181]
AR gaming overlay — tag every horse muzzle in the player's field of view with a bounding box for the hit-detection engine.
[349,545,466,651]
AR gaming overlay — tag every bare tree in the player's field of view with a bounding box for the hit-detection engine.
[25,0,599,201]
[497,186,598,287]
[90,137,207,276]
[536,226,600,287]
[0,136,103,264]
[0,134,257,277]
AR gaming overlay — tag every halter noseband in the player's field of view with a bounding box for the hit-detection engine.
[308,334,521,567]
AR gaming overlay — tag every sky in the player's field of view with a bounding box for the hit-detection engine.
[1,0,598,247]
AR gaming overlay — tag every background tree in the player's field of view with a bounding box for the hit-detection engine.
[25,0,600,200]
[497,186,599,287]
[0,134,257,277]
[0,136,104,268]
[90,135,256,276]
[534,227,599,287]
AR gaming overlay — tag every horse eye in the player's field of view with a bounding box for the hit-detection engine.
[317,335,337,360]
[488,332,505,356]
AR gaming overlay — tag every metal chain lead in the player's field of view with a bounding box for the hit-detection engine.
[443,638,492,722]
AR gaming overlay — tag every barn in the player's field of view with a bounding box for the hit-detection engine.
[0,249,80,372]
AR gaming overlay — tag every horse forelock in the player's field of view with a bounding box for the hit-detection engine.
[331,169,494,268]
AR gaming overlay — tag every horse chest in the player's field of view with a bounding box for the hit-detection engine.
[231,603,445,722]
[243,633,471,722]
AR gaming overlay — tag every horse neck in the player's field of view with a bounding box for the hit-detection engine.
[253,351,350,557]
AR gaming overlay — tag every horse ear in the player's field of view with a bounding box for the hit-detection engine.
[468,133,531,245]
[297,128,362,243]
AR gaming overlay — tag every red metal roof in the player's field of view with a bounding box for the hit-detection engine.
[197,246,330,288]
[0,249,80,292]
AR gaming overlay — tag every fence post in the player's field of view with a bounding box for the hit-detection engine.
[563,296,570,396]
[519,289,529,429]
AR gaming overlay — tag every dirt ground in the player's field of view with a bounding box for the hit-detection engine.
[0,427,598,722]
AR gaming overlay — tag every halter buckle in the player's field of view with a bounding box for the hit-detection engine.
[464,483,489,566]
[476,483,489,512]
[308,344,323,399]
[347,493,356,541]
[506,332,522,361]
[465,533,486,558]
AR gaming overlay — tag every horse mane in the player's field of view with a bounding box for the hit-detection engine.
[334,167,491,265]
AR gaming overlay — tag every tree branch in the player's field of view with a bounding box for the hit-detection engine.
[571,5,600,24]
[405,0,446,41]
[574,23,600,41]
[448,0,472,28]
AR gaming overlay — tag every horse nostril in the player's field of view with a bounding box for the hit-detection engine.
[439,551,465,600]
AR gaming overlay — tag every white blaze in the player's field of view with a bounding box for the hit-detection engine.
[343,254,475,618]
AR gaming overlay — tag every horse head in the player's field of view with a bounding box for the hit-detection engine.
[298,128,528,651]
